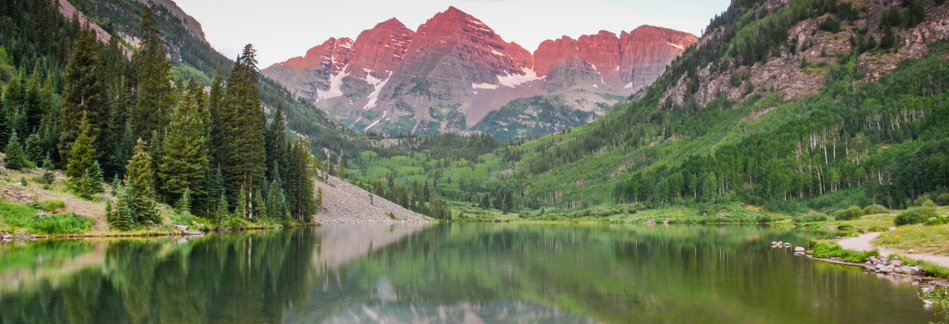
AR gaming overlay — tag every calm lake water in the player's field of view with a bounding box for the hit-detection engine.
[0,224,940,323]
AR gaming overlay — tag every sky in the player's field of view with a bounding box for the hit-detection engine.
[174,0,731,68]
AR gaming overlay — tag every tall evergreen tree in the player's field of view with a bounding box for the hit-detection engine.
[265,102,287,181]
[125,139,159,225]
[59,28,107,162]
[207,66,226,167]
[159,83,209,211]
[222,44,266,210]
[3,131,28,170]
[132,9,174,143]
[66,113,97,194]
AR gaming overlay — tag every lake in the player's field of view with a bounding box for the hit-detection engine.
[0,224,939,323]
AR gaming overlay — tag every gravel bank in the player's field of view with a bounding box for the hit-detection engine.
[313,175,431,223]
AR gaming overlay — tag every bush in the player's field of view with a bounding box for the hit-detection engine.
[833,206,864,221]
[811,242,879,263]
[862,204,888,215]
[914,194,935,207]
[34,200,66,213]
[938,193,949,206]
[792,212,830,223]
[30,213,93,235]
[894,207,937,226]
[819,17,842,32]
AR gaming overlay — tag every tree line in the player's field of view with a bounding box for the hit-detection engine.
[1,3,318,228]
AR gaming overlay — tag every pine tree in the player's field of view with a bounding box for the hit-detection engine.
[107,184,136,230]
[265,103,287,180]
[222,45,266,208]
[4,131,28,170]
[41,154,55,188]
[125,139,158,225]
[132,9,174,142]
[66,113,97,194]
[216,192,229,222]
[77,161,104,200]
[208,67,226,167]
[236,185,248,219]
[880,27,898,50]
[59,28,107,162]
[159,85,208,208]
[24,132,43,163]
[268,177,290,220]
[176,187,192,214]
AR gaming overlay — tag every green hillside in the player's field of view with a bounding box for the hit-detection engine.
[345,0,949,218]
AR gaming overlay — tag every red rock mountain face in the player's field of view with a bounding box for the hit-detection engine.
[262,7,697,136]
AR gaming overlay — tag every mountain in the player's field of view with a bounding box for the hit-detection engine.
[59,0,395,162]
[348,0,949,216]
[263,7,697,138]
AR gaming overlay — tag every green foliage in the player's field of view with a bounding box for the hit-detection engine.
[35,200,66,213]
[818,16,841,33]
[60,28,107,161]
[792,211,830,223]
[221,45,266,209]
[159,82,208,210]
[123,139,159,225]
[0,201,92,235]
[894,207,937,226]
[66,114,102,199]
[31,213,94,235]
[938,193,949,206]
[76,161,105,200]
[132,9,174,143]
[810,242,878,263]
[4,131,29,170]
[832,206,864,221]
[879,27,898,51]
[475,96,596,141]
[862,204,888,215]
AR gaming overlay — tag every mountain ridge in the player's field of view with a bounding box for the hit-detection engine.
[263,6,697,138]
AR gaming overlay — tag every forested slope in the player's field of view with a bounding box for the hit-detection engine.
[345,0,949,217]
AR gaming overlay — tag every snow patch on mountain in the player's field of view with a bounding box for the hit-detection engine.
[363,71,392,110]
[667,42,685,50]
[364,111,387,131]
[472,82,499,90]
[497,68,543,88]
[317,67,349,100]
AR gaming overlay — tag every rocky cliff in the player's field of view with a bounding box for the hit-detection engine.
[263,7,696,138]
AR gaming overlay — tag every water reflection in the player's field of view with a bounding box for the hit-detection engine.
[0,224,940,323]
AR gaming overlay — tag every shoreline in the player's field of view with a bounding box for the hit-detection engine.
[0,223,321,242]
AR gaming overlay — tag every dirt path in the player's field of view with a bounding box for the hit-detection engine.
[839,232,949,268]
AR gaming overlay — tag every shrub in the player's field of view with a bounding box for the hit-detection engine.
[30,213,93,235]
[833,206,864,221]
[938,193,949,206]
[35,200,66,213]
[792,212,830,223]
[862,204,888,215]
[915,194,934,207]
[811,242,878,263]
[819,17,842,32]
[894,207,937,226]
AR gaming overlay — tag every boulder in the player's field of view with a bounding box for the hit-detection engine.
[794,246,806,253]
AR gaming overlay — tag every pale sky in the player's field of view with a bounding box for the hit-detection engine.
[174,0,731,68]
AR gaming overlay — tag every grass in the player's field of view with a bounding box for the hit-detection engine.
[808,242,879,263]
[873,224,949,255]
[0,201,94,235]
[893,254,949,279]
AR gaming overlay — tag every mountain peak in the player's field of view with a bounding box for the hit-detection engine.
[378,17,406,28]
